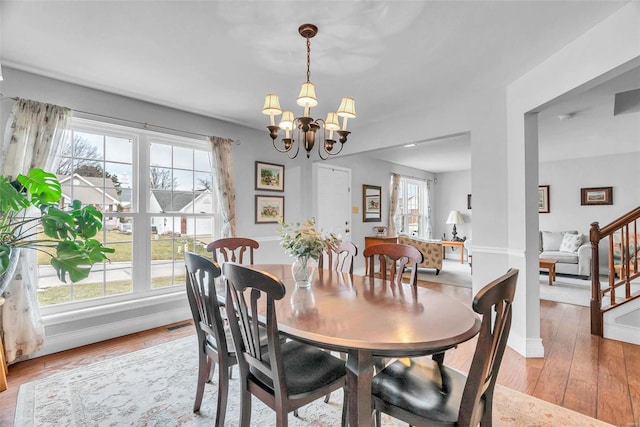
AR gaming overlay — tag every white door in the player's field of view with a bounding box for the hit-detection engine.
[315,164,351,240]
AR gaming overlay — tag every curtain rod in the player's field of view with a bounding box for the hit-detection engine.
[0,95,240,145]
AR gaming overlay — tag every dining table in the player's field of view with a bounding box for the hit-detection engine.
[247,264,482,426]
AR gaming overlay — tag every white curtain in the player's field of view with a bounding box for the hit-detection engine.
[425,179,434,239]
[0,98,71,363]
[209,136,236,238]
[388,173,401,236]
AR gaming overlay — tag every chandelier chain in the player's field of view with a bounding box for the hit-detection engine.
[306,36,311,83]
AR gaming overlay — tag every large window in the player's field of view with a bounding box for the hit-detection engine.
[394,176,431,238]
[39,118,218,310]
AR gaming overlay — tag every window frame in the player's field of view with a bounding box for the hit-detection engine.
[40,117,217,316]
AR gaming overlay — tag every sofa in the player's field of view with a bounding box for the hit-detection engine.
[539,230,591,279]
[397,235,443,274]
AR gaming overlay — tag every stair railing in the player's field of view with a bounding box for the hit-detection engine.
[589,206,640,336]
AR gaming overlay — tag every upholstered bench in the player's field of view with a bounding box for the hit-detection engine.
[397,235,443,274]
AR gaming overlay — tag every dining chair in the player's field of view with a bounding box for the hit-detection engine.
[207,237,259,264]
[184,252,236,426]
[318,240,358,274]
[371,268,519,427]
[363,242,424,287]
[222,262,348,427]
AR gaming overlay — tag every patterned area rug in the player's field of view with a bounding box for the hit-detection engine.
[15,335,613,426]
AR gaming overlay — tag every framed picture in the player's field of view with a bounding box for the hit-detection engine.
[255,195,284,224]
[362,184,382,222]
[581,187,613,205]
[255,161,284,192]
[538,185,550,213]
[467,194,472,210]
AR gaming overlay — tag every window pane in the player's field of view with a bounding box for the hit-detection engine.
[150,143,172,168]
[173,146,193,170]
[194,149,212,172]
[105,136,133,163]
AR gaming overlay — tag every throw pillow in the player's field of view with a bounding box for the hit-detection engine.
[559,233,584,253]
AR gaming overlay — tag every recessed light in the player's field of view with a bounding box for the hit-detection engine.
[403,143,416,148]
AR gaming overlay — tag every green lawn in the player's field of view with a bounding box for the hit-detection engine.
[37,230,208,306]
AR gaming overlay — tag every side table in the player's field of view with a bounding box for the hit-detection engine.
[441,240,465,264]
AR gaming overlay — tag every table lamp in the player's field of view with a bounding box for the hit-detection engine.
[446,210,464,241]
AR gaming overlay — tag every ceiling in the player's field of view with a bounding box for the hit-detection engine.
[1,1,637,172]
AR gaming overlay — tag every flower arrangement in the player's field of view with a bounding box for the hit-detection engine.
[276,217,338,261]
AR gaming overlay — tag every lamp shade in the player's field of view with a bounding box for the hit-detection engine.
[296,82,318,107]
[324,112,340,131]
[262,94,282,116]
[279,111,294,131]
[337,97,356,118]
[446,210,464,225]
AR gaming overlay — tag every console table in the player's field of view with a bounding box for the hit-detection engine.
[441,240,465,264]
[364,235,398,249]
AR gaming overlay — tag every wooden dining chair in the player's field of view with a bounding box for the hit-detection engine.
[318,240,358,274]
[371,268,519,427]
[184,252,236,426]
[363,243,424,287]
[207,237,259,264]
[222,262,348,427]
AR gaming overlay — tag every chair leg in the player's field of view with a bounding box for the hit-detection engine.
[239,387,252,427]
[215,358,230,427]
[341,386,348,427]
[193,352,211,412]
[293,409,299,417]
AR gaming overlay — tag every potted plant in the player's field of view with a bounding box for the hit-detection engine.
[0,167,114,287]
[277,217,337,287]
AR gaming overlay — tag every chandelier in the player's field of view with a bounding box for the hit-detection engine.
[262,23,356,160]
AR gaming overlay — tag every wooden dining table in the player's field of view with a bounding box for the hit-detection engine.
[249,264,482,426]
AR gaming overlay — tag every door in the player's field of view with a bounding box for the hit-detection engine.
[315,164,351,240]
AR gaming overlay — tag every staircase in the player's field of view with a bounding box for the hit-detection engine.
[589,206,640,343]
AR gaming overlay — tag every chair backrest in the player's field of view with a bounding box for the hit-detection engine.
[363,243,424,286]
[458,268,518,426]
[318,240,358,274]
[207,237,259,264]
[222,262,288,394]
[184,252,229,355]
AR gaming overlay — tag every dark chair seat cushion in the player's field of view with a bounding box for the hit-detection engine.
[372,357,467,424]
[250,340,346,396]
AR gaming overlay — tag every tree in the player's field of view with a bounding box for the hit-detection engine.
[57,136,101,175]
[197,177,212,191]
[150,166,176,190]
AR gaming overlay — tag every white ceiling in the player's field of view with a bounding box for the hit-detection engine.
[1,0,637,172]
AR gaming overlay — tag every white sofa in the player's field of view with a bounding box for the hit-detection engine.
[539,230,591,279]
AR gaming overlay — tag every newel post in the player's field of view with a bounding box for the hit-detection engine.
[589,221,603,336]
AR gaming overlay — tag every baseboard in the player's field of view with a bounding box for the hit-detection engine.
[27,306,191,360]
[507,330,545,358]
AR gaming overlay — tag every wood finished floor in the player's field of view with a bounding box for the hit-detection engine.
[0,281,638,426]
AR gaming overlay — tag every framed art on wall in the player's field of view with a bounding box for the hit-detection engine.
[255,161,284,192]
[362,184,382,222]
[255,195,284,224]
[538,185,550,213]
[581,187,613,205]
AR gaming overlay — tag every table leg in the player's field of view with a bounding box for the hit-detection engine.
[346,349,374,426]
[550,265,556,285]
[460,247,464,264]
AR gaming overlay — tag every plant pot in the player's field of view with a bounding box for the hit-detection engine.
[0,247,20,295]
[291,257,316,288]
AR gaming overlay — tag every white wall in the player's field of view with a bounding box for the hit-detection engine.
[507,2,640,355]
[539,152,640,235]
[434,170,472,257]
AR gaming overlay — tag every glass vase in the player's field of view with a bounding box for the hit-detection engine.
[291,257,316,288]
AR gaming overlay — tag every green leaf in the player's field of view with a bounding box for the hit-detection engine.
[0,175,31,213]
[0,244,11,275]
[16,168,62,206]
[71,204,103,238]
[40,208,75,240]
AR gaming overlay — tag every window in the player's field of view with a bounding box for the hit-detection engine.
[394,176,431,238]
[39,118,218,311]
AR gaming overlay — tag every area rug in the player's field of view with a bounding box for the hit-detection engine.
[15,336,613,427]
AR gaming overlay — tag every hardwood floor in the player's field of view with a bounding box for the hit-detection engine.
[0,282,638,426]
